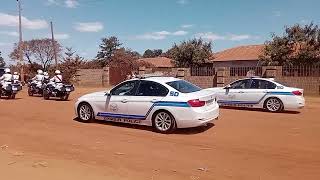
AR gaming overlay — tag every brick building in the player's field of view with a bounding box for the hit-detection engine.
[212,44,264,67]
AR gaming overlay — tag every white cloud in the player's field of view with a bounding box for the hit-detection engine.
[135,30,188,40]
[54,33,70,40]
[47,0,59,5]
[229,34,251,41]
[0,42,10,46]
[0,13,48,30]
[196,32,259,41]
[136,33,166,40]
[273,11,281,17]
[177,0,188,5]
[172,30,188,36]
[195,32,225,41]
[65,0,78,8]
[154,31,171,36]
[74,22,104,32]
[0,31,19,37]
[181,24,194,28]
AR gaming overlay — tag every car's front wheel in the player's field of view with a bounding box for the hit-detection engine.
[153,111,176,133]
[264,97,283,112]
[77,103,94,123]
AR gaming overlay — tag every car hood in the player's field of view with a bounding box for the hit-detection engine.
[79,91,107,99]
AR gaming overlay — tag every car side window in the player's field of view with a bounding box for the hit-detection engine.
[259,80,277,89]
[110,80,138,96]
[230,79,251,89]
[250,79,260,89]
[250,79,277,89]
[136,81,169,97]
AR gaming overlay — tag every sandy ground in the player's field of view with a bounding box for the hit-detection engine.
[0,88,320,180]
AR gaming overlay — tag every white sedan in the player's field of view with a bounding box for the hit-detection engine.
[210,77,305,112]
[75,76,219,133]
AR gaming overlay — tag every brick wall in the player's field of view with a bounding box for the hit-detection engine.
[185,76,215,88]
[75,68,109,87]
[74,66,320,95]
[277,77,320,95]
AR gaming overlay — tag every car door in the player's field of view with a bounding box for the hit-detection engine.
[251,79,277,103]
[100,80,139,119]
[126,80,169,119]
[217,79,251,104]
[234,79,266,104]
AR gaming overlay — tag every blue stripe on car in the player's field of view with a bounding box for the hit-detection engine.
[218,91,294,105]
[97,101,190,120]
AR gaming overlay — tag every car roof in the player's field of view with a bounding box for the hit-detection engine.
[132,76,181,84]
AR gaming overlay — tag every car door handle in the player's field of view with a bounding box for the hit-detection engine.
[263,90,268,93]
[121,99,128,103]
[151,99,158,103]
[239,91,244,93]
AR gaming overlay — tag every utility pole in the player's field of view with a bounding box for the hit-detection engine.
[50,21,58,67]
[17,0,24,82]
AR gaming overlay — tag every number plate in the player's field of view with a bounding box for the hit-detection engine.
[66,88,71,91]
[12,87,17,90]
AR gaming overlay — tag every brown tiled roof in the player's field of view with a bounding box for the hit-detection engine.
[212,45,265,62]
[137,57,174,68]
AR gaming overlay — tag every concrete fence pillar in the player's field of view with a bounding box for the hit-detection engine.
[102,66,110,87]
[263,66,282,78]
[139,66,146,75]
[176,68,185,79]
[216,67,229,87]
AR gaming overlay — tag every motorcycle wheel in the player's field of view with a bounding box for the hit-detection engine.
[43,90,50,100]
[61,94,69,101]
[28,88,33,96]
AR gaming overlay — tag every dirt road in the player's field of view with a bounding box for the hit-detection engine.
[1,88,320,180]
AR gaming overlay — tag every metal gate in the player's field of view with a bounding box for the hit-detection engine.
[109,63,133,85]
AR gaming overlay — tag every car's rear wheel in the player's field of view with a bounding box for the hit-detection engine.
[264,97,283,112]
[153,111,176,133]
[77,103,94,123]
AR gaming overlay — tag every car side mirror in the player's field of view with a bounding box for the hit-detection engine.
[224,85,231,89]
[105,92,111,96]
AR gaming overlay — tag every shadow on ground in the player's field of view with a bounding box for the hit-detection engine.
[73,118,215,135]
[221,106,301,114]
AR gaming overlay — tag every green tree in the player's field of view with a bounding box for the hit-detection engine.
[166,38,213,67]
[260,23,320,65]
[142,49,162,58]
[96,36,122,67]
[0,51,5,67]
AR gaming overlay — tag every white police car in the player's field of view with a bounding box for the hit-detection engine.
[75,76,219,133]
[210,77,305,112]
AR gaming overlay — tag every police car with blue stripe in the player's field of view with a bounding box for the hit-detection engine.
[210,77,305,112]
[75,75,219,133]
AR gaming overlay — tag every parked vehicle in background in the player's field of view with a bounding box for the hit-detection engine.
[75,75,219,133]
[210,77,305,112]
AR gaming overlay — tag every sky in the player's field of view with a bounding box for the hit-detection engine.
[0,0,319,64]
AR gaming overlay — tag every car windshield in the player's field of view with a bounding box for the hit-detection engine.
[166,80,202,93]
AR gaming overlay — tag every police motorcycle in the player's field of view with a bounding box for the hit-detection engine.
[0,79,22,99]
[43,81,75,101]
[27,79,44,96]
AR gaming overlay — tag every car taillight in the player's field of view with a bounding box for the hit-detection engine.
[188,99,205,107]
[292,90,302,96]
